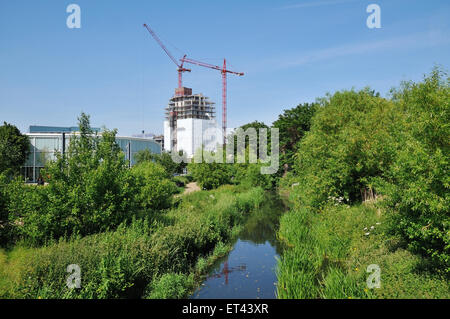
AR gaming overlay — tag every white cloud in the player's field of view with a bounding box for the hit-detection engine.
[276,30,450,69]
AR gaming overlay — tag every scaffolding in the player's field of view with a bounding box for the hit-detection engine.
[165,87,216,152]
[165,88,216,121]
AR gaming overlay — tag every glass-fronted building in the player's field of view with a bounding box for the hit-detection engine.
[23,126,162,183]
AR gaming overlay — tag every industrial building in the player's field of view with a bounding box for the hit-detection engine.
[163,87,221,157]
[22,126,162,183]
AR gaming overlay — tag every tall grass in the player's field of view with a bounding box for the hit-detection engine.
[0,185,265,299]
[276,195,450,299]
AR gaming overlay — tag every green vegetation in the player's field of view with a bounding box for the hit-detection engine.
[135,149,187,176]
[188,120,277,191]
[131,161,178,211]
[2,113,177,246]
[273,103,317,175]
[0,122,29,177]
[0,112,265,299]
[0,66,448,300]
[277,201,449,298]
[374,70,449,269]
[276,68,449,299]
[0,185,265,298]
[188,152,232,190]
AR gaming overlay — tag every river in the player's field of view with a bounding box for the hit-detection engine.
[190,192,287,299]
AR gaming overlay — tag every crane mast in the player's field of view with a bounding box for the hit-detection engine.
[180,56,244,145]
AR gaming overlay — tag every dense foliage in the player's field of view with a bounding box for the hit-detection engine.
[0,173,11,245]
[232,163,274,190]
[279,68,449,283]
[3,113,175,246]
[374,69,449,269]
[0,186,265,298]
[273,103,317,175]
[188,152,232,190]
[0,122,29,176]
[292,88,400,208]
[131,161,178,211]
[135,149,187,176]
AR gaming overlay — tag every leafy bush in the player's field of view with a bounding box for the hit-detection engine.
[292,88,400,208]
[135,150,187,175]
[188,150,232,190]
[374,69,450,270]
[131,162,178,211]
[233,163,274,190]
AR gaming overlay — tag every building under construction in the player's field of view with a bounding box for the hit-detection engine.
[164,87,221,157]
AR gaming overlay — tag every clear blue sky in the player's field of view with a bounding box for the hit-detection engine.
[1,0,449,136]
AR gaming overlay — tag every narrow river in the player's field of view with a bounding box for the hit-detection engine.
[190,193,286,299]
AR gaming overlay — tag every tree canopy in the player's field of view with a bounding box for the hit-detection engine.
[272,103,317,174]
[0,122,30,176]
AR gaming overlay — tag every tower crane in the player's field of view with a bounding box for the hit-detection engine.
[143,23,190,92]
[180,56,244,145]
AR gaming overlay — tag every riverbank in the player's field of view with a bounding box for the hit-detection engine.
[0,185,265,299]
[276,188,449,299]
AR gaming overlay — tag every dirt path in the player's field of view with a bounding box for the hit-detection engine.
[183,182,201,195]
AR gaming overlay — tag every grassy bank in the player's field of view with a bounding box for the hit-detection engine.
[0,185,264,299]
[276,188,449,299]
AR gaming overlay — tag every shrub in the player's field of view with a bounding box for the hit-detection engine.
[131,162,178,211]
[374,69,450,270]
[233,163,274,190]
[188,151,232,190]
[292,88,400,208]
[135,150,187,175]
[145,273,194,299]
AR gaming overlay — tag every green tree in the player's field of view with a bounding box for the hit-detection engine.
[7,113,139,245]
[0,122,30,176]
[273,103,317,175]
[229,121,270,160]
[293,88,400,208]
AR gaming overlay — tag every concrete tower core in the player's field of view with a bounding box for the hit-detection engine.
[164,87,221,157]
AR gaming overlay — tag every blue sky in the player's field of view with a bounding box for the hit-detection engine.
[1,0,449,135]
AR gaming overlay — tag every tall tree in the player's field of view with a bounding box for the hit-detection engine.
[228,121,270,161]
[0,122,30,176]
[273,103,317,174]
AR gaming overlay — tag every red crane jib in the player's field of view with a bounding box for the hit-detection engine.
[143,23,191,89]
[180,56,244,145]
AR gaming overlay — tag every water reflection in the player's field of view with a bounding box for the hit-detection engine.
[191,192,287,299]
